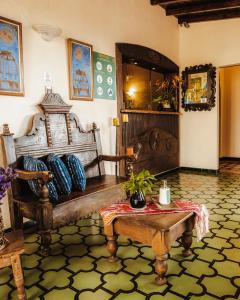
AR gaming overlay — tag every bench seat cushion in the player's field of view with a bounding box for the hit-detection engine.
[63,154,86,191]
[47,154,72,195]
[23,156,58,204]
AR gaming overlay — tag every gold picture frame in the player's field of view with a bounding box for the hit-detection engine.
[67,38,93,101]
[0,16,24,96]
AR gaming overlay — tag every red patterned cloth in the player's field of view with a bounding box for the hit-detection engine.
[99,200,209,241]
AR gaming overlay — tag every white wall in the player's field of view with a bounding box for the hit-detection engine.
[220,66,240,158]
[0,0,179,227]
[180,19,240,170]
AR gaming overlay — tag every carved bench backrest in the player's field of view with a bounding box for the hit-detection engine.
[1,92,105,179]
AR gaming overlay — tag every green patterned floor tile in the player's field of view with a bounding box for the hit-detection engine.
[40,255,67,271]
[190,295,218,300]
[58,225,79,235]
[0,284,11,300]
[64,244,88,257]
[213,260,240,278]
[41,269,71,289]
[103,272,134,293]
[84,234,105,246]
[22,254,41,269]
[169,274,203,297]
[61,233,83,245]
[67,256,95,272]
[96,257,122,273]
[0,267,12,284]
[204,236,232,249]
[193,247,225,262]
[182,259,214,277]
[201,275,237,298]
[135,273,168,294]
[222,248,240,262]
[212,228,238,239]
[72,271,101,290]
[117,245,139,259]
[149,293,184,300]
[114,292,145,300]
[123,257,152,275]
[44,288,76,300]
[24,269,41,286]
[78,289,111,300]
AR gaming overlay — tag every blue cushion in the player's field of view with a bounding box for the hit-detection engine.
[23,156,58,204]
[63,154,86,191]
[47,154,72,195]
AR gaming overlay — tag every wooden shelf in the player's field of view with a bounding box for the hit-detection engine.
[121,109,181,116]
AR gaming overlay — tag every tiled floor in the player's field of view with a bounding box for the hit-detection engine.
[1,171,240,299]
[219,160,240,175]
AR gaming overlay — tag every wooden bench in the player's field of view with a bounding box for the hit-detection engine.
[1,91,134,255]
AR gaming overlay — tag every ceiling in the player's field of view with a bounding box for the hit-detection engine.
[150,0,240,25]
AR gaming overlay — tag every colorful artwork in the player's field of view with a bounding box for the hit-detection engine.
[67,39,93,100]
[184,72,208,104]
[93,52,116,100]
[0,16,24,96]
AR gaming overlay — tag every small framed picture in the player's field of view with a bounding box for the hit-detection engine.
[181,64,216,111]
[0,16,24,96]
[67,38,93,101]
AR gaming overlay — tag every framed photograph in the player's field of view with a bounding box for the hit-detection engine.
[0,16,24,96]
[181,64,216,111]
[67,38,93,100]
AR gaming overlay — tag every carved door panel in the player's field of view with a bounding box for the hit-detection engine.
[124,113,179,175]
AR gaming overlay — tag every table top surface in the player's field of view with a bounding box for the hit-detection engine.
[114,211,194,231]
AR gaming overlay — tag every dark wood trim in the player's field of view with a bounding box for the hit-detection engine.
[151,0,189,5]
[178,8,240,24]
[121,109,181,116]
[220,157,240,161]
[166,0,240,16]
[180,167,218,175]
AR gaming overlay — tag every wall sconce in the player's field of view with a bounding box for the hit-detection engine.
[32,24,62,41]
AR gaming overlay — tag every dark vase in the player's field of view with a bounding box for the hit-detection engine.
[130,191,146,209]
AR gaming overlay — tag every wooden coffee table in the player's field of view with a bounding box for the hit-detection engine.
[104,211,195,285]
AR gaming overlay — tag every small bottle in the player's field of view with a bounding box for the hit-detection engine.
[159,180,171,205]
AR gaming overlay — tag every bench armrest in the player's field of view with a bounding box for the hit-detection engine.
[16,170,53,183]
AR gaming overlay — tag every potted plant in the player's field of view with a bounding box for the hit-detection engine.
[0,167,16,250]
[122,169,156,209]
[152,75,180,112]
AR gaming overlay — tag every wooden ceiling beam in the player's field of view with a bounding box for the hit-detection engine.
[166,0,240,16]
[150,0,190,5]
[178,7,240,23]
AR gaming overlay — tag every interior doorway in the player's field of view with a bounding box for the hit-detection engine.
[219,65,240,174]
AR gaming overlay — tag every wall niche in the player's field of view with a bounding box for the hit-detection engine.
[116,43,180,176]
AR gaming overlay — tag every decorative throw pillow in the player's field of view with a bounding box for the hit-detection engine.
[23,156,58,204]
[63,154,86,191]
[47,154,72,195]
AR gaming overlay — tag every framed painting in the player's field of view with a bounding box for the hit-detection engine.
[181,64,216,111]
[67,38,93,100]
[0,16,24,96]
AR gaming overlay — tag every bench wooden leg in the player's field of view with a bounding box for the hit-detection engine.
[11,254,26,300]
[107,235,118,262]
[39,230,51,256]
[155,254,168,285]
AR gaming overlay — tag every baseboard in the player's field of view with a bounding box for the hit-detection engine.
[220,157,240,161]
[179,167,218,175]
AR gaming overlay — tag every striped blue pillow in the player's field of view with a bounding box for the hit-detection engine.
[63,154,86,191]
[47,154,72,195]
[23,156,58,204]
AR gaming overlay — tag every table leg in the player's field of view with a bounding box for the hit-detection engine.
[107,235,118,262]
[11,254,26,300]
[182,218,194,257]
[155,254,168,285]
